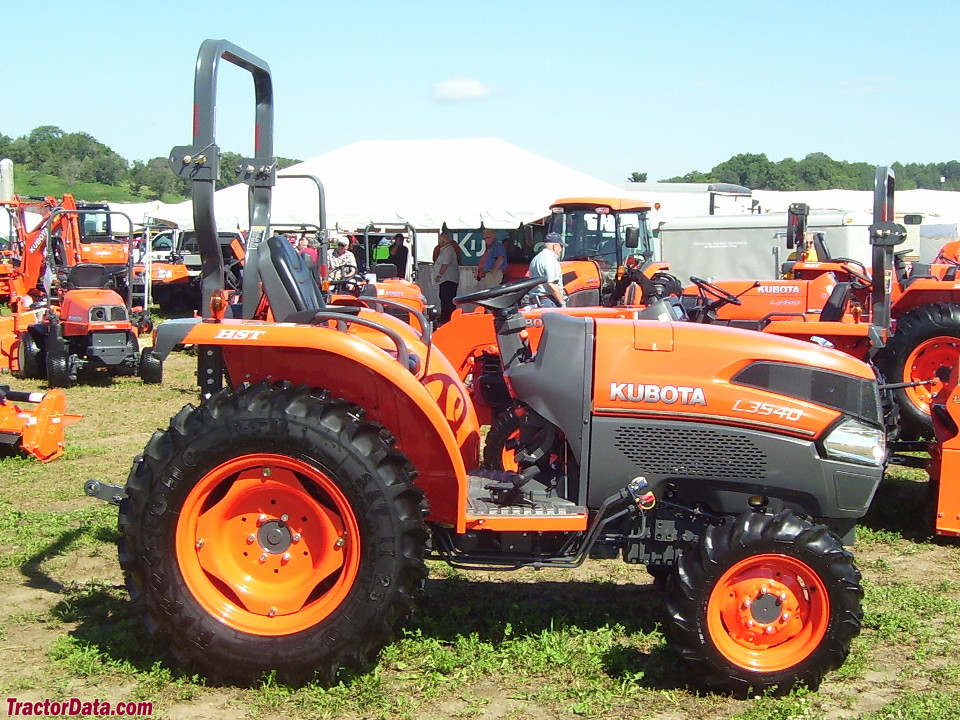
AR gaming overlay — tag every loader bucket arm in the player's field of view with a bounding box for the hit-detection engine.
[168,39,275,319]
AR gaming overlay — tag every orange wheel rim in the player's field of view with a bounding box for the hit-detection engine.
[903,336,960,417]
[706,553,829,672]
[176,453,361,636]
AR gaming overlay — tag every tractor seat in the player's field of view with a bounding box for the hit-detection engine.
[818,282,852,323]
[66,263,110,290]
[372,263,398,280]
[257,235,327,321]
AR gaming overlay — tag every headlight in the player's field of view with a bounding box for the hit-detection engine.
[823,417,885,466]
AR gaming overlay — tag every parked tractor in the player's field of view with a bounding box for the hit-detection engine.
[86,40,888,696]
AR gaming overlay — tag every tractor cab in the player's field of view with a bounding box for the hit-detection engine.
[544,198,656,306]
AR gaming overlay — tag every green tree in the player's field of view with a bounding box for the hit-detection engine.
[627,171,647,183]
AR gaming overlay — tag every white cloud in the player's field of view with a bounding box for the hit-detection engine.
[432,77,496,103]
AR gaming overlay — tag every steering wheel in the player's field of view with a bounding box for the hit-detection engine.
[689,276,742,307]
[328,276,362,296]
[328,265,357,282]
[835,260,872,288]
[454,276,547,313]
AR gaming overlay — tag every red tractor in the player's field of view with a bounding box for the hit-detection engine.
[87,40,888,696]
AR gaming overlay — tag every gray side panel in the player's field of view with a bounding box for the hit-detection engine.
[153,317,203,360]
[507,313,593,458]
[588,416,881,520]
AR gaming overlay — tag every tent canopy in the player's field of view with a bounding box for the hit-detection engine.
[148,138,628,232]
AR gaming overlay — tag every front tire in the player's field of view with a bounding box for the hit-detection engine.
[118,381,428,685]
[663,510,862,696]
[138,347,163,384]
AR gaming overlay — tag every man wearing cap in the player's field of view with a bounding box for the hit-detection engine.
[327,236,358,280]
[527,232,567,307]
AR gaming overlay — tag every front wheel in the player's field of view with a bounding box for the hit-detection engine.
[118,381,428,684]
[138,347,163,384]
[663,510,862,696]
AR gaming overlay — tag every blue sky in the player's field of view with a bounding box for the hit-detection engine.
[3,1,956,183]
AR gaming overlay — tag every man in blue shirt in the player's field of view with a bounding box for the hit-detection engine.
[527,232,567,307]
[475,229,507,289]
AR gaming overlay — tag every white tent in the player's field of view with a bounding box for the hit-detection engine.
[147,138,628,234]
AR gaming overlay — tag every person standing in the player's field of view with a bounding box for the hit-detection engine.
[388,233,409,279]
[475,229,506,289]
[297,235,318,268]
[433,231,460,324]
[527,232,567,307]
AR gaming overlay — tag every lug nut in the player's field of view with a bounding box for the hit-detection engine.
[257,514,267,525]
[262,468,272,477]
[335,537,346,548]
[195,539,204,549]
[268,607,277,617]
[259,553,267,563]
[247,534,255,543]
[280,514,289,522]
[781,613,791,622]
[281,553,291,564]
[765,625,776,634]
[292,533,302,542]
[742,597,753,608]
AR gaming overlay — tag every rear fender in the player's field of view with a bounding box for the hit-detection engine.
[177,317,480,529]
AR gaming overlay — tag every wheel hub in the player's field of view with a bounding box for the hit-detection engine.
[730,579,801,641]
[258,519,292,554]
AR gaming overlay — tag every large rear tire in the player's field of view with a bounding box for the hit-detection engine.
[663,510,862,696]
[876,302,960,439]
[118,381,428,685]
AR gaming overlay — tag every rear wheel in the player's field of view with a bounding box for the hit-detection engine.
[118,381,428,685]
[15,333,43,380]
[663,510,862,696]
[876,303,960,439]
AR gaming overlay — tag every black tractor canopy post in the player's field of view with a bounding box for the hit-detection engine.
[869,166,903,343]
[168,39,275,319]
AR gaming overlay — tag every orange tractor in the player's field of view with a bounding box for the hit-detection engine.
[672,169,960,439]
[86,40,891,696]
[6,203,161,387]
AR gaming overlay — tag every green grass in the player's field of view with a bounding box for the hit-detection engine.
[0,330,959,718]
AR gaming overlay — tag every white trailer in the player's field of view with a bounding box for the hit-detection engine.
[655,210,873,282]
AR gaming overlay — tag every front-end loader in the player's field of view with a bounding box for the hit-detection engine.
[87,39,887,696]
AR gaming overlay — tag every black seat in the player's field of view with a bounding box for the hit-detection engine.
[66,263,110,290]
[372,263,398,280]
[819,282,852,322]
[257,235,326,321]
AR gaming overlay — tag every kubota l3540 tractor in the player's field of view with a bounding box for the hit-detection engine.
[87,40,887,697]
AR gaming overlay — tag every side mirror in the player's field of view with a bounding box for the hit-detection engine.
[624,226,640,249]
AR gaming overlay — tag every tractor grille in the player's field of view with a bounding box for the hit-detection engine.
[613,425,767,480]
